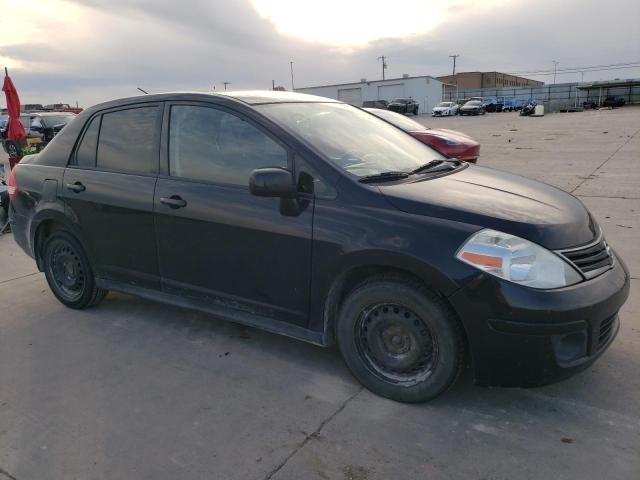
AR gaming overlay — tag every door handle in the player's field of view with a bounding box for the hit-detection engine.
[66,182,86,193]
[160,195,187,209]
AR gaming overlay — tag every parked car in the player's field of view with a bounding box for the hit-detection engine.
[9,91,629,403]
[1,112,76,158]
[388,98,419,115]
[43,103,83,114]
[459,100,486,115]
[603,96,625,108]
[362,100,388,109]
[431,102,459,117]
[501,97,516,112]
[365,108,479,162]
[482,97,503,113]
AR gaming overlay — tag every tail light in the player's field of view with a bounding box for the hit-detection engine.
[7,168,18,200]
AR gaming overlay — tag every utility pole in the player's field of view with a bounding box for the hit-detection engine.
[377,56,387,80]
[290,61,295,91]
[223,81,231,90]
[552,60,559,84]
[448,54,459,76]
[272,79,275,90]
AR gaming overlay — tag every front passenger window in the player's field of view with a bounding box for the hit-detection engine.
[169,105,288,186]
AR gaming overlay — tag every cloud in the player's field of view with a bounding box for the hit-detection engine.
[1,0,639,107]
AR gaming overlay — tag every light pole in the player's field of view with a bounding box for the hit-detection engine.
[552,60,559,84]
[290,61,295,91]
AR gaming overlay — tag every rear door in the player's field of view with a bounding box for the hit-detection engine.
[61,104,163,289]
[154,102,314,327]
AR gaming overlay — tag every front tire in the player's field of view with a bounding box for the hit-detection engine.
[336,276,464,403]
[43,231,108,309]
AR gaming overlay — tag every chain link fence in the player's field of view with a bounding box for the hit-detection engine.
[444,81,640,112]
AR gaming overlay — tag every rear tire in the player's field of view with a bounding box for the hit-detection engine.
[43,231,108,309]
[336,276,464,403]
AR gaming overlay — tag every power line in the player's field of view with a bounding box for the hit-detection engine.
[508,61,640,75]
[516,64,640,77]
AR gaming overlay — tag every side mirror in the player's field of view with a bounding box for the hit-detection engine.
[249,168,296,198]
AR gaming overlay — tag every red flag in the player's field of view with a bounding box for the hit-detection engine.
[2,68,27,143]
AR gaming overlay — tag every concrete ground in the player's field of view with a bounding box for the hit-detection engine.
[1,107,639,480]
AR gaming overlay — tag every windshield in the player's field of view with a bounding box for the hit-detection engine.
[465,101,482,106]
[41,115,74,127]
[365,108,427,132]
[257,102,444,178]
[392,98,410,104]
[437,102,453,107]
[0,115,8,128]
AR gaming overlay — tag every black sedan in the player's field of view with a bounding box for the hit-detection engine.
[388,98,419,115]
[459,100,486,116]
[9,91,629,403]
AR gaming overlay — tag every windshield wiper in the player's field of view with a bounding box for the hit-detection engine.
[411,160,443,174]
[411,159,460,174]
[358,171,410,183]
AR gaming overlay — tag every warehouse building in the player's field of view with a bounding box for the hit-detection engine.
[295,75,444,114]
[438,71,543,92]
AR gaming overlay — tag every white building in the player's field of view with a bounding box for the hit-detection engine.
[295,75,445,114]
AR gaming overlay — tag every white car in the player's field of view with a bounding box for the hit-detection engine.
[432,102,459,117]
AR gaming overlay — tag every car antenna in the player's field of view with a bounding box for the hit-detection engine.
[137,87,149,94]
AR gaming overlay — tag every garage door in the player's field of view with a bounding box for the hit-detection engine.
[337,88,362,106]
[378,84,405,102]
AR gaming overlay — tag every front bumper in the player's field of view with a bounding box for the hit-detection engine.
[388,105,407,113]
[432,110,449,116]
[448,252,630,387]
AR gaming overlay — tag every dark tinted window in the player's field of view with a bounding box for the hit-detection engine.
[76,116,100,167]
[169,105,287,186]
[97,107,158,174]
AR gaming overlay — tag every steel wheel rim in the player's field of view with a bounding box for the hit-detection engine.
[48,241,85,301]
[355,303,438,385]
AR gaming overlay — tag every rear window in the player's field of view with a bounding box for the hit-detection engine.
[96,107,158,174]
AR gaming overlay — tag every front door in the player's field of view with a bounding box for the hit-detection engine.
[154,103,313,327]
[61,104,162,289]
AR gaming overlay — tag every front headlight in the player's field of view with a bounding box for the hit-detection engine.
[456,229,582,289]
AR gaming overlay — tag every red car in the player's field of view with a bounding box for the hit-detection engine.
[365,108,480,163]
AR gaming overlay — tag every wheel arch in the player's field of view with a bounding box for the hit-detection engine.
[320,254,469,355]
[31,211,90,271]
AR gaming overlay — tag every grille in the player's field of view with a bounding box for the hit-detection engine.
[597,315,617,350]
[559,239,613,277]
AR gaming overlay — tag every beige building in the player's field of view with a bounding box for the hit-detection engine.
[437,71,543,90]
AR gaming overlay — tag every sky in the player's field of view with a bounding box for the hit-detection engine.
[1,0,639,108]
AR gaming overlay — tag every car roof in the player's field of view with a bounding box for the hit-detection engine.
[87,90,338,111]
[21,111,76,117]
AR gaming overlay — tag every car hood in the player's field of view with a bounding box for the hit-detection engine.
[461,105,479,109]
[379,165,597,249]
[432,106,451,110]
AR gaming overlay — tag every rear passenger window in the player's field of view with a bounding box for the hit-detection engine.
[169,105,288,186]
[76,116,99,167]
[96,107,158,174]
